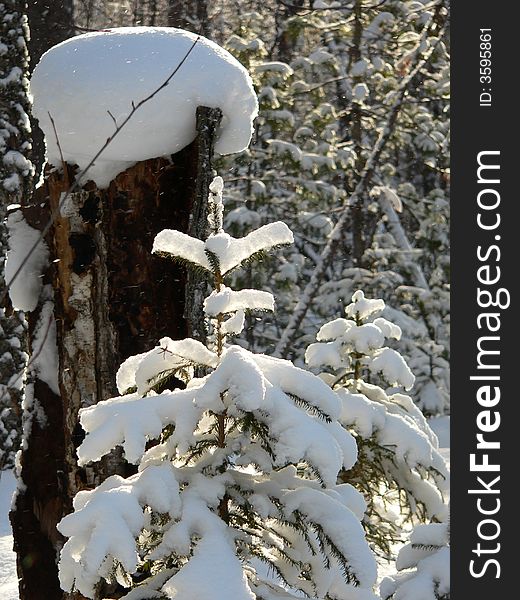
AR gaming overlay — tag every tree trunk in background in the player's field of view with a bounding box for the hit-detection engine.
[273,0,305,62]
[185,107,222,343]
[1,1,33,469]
[26,0,74,180]
[168,0,210,37]
[26,0,74,65]
[10,107,221,600]
[348,0,368,266]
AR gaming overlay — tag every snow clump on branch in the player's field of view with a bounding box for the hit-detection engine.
[30,28,258,187]
[305,290,449,553]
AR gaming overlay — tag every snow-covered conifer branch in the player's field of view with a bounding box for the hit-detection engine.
[274,15,448,358]
[380,520,450,600]
[153,230,211,272]
[58,177,378,600]
[153,223,293,278]
[204,287,275,316]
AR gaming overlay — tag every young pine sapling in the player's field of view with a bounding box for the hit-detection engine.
[57,177,379,600]
[305,291,449,555]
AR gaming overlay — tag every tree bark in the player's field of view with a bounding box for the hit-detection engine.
[348,0,366,266]
[185,107,222,343]
[10,107,222,599]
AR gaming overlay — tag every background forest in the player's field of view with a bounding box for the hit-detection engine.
[1,1,449,599]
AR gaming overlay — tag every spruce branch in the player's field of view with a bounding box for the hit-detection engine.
[274,15,448,358]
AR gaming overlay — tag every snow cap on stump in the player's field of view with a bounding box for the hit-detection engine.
[30,27,259,187]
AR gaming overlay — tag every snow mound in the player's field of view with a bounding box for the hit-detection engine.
[31,27,258,187]
[5,209,49,312]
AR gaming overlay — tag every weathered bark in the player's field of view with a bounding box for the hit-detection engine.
[11,107,221,599]
[10,371,67,599]
[26,0,74,180]
[185,106,222,343]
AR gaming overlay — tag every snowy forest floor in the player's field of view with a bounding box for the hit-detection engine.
[0,469,17,600]
[0,416,450,598]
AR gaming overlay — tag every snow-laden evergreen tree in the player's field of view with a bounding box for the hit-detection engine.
[220,1,450,415]
[0,0,33,469]
[56,177,380,600]
[315,244,450,417]
[380,519,450,600]
[305,290,449,554]
[319,182,451,415]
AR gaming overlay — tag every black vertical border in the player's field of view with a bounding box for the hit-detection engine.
[452,2,515,597]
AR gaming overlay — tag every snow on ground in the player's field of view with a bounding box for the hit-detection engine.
[429,415,450,471]
[0,470,18,599]
[30,27,258,188]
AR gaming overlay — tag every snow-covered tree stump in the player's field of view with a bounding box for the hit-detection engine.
[10,106,222,600]
[10,26,257,599]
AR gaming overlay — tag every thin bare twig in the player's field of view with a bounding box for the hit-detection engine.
[48,111,70,188]
[107,110,118,128]
[292,74,350,96]
[48,112,66,169]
